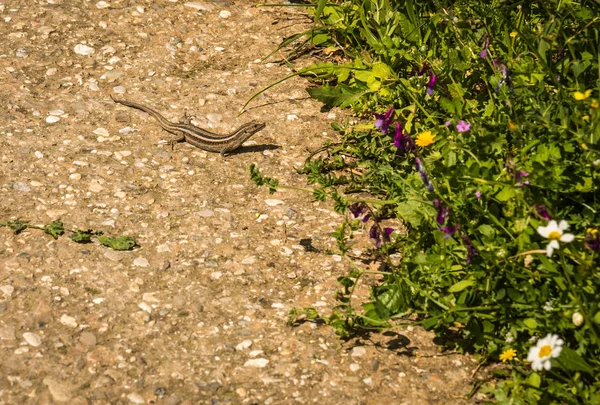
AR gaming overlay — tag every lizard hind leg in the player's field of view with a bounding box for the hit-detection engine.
[168,133,186,151]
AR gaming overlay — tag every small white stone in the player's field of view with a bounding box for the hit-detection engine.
[60,314,78,328]
[138,302,152,314]
[271,302,285,309]
[214,47,225,52]
[249,350,264,358]
[49,109,64,116]
[114,191,126,199]
[46,115,60,124]
[30,181,43,187]
[184,2,211,11]
[69,173,81,181]
[89,183,104,193]
[280,247,293,256]
[156,244,171,253]
[197,209,214,217]
[119,150,132,157]
[46,68,57,76]
[34,151,44,159]
[127,392,145,404]
[244,358,269,368]
[95,1,110,9]
[264,199,284,206]
[136,5,145,13]
[74,44,95,55]
[236,340,252,351]
[241,256,256,265]
[219,10,231,18]
[351,346,367,357]
[363,377,373,385]
[133,257,149,267]
[113,85,126,94]
[23,332,42,347]
[211,271,222,280]
[206,113,222,123]
[1,285,15,296]
[92,298,105,304]
[93,127,110,136]
[286,114,298,121]
[349,363,361,372]
[226,88,237,96]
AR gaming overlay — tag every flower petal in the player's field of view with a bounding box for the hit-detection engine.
[537,225,550,238]
[558,220,570,231]
[560,233,575,243]
[543,359,552,370]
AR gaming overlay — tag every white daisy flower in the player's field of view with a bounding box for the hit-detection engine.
[536,220,575,257]
[527,333,564,371]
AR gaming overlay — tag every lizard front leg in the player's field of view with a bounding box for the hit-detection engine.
[168,133,186,151]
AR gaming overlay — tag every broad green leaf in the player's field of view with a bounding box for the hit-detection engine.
[523,318,537,329]
[555,346,594,374]
[449,279,474,293]
[44,220,65,239]
[97,236,137,251]
[495,186,516,202]
[372,62,392,80]
[528,372,541,388]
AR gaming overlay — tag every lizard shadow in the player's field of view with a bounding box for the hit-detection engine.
[226,144,281,156]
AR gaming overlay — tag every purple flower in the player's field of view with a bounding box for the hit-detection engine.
[516,171,529,187]
[584,229,600,252]
[496,63,514,93]
[349,202,370,223]
[461,234,478,264]
[440,224,460,239]
[444,121,451,127]
[456,120,471,133]
[374,107,394,134]
[426,73,437,95]
[475,191,482,199]
[415,157,434,192]
[479,37,489,59]
[393,122,416,154]
[534,204,551,220]
[369,223,394,247]
[433,199,449,225]
[417,63,430,77]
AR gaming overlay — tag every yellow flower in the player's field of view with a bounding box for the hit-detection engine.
[509,31,518,38]
[415,130,436,147]
[508,121,517,131]
[591,99,599,109]
[574,90,592,101]
[500,348,517,362]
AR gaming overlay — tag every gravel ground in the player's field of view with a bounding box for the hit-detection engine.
[0,1,483,403]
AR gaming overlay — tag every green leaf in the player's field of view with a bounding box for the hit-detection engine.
[4,219,28,234]
[43,220,65,239]
[527,372,541,388]
[70,230,95,244]
[555,346,594,374]
[97,236,137,251]
[306,84,368,108]
[372,62,392,80]
[523,318,537,329]
[495,186,516,202]
[449,279,474,293]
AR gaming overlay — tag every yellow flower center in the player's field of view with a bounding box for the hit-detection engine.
[538,344,552,358]
[548,231,561,240]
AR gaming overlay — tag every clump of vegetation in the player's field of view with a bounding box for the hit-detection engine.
[251,0,600,402]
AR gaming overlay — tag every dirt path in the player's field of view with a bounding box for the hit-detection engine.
[0,1,479,403]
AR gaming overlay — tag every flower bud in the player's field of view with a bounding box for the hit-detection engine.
[572,312,584,327]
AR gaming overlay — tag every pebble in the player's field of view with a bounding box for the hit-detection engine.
[214,46,225,52]
[350,363,361,372]
[104,250,122,262]
[133,257,149,267]
[96,1,110,9]
[46,115,60,123]
[74,44,95,55]
[219,10,231,18]
[80,331,97,346]
[34,151,44,159]
[93,127,110,136]
[184,2,211,11]
[243,358,269,368]
[89,183,104,193]
[127,393,145,404]
[60,314,78,328]
[23,332,42,347]
[13,182,31,192]
[197,209,214,217]
[363,377,373,385]
[0,285,13,297]
[43,378,73,402]
[351,346,367,357]
[286,114,298,121]
[236,340,252,351]
[249,350,264,358]
[206,113,222,123]
[114,191,126,199]
[138,302,152,313]
[241,256,256,265]
[280,247,293,256]
[49,109,64,116]
[113,85,126,94]
[46,68,57,76]
[70,173,82,181]
[264,199,284,206]
[0,325,15,340]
